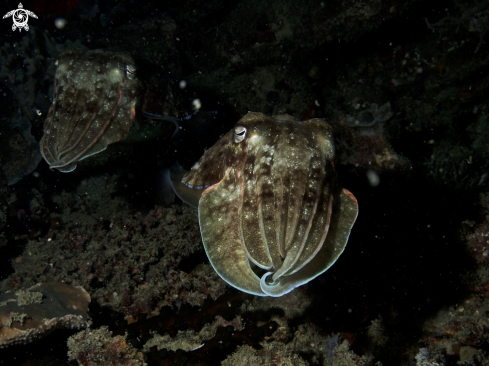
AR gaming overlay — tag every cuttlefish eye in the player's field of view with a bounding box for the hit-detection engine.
[125,64,136,79]
[234,126,247,142]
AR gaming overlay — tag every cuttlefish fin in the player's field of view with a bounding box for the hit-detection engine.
[162,162,202,208]
[260,188,358,297]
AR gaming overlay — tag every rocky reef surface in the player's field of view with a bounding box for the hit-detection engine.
[1,0,489,365]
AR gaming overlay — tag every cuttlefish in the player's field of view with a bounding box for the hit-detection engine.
[40,49,195,172]
[168,112,358,297]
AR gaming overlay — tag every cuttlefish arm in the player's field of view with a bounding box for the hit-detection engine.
[166,149,266,295]
[260,188,358,296]
[198,165,266,296]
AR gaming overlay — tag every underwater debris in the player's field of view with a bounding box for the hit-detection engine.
[68,326,146,366]
[0,282,90,348]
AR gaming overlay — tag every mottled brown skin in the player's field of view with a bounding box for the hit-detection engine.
[172,112,358,296]
[40,49,142,172]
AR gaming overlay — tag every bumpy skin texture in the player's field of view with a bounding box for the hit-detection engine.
[173,112,358,297]
[40,49,141,172]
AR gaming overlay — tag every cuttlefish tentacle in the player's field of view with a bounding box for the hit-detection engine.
[239,145,274,270]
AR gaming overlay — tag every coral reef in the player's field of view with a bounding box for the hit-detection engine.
[222,342,310,366]
[407,193,489,364]
[0,168,7,247]
[465,197,489,265]
[422,295,489,352]
[425,1,489,53]
[425,141,489,191]
[0,27,87,120]
[325,339,370,366]
[366,316,388,349]
[305,0,398,44]
[415,347,446,366]
[222,324,368,366]
[337,102,410,173]
[143,315,243,352]
[68,326,146,366]
[0,116,42,185]
[1,189,226,317]
[0,282,90,348]
[344,102,393,129]
[239,288,313,319]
